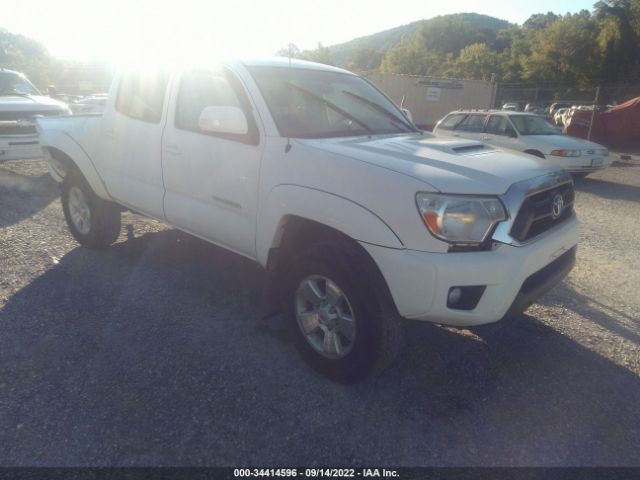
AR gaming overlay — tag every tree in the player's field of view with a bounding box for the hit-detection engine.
[594,0,640,81]
[414,16,481,56]
[493,27,528,81]
[449,43,499,80]
[275,42,335,66]
[276,43,303,59]
[302,43,334,66]
[347,46,383,72]
[0,28,58,87]
[521,12,599,86]
[523,12,560,31]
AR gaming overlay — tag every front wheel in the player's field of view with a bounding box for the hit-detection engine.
[61,171,121,249]
[282,242,402,383]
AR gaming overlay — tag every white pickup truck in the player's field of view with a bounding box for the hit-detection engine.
[37,58,579,382]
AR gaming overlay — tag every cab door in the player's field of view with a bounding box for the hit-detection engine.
[161,67,263,258]
[101,70,170,219]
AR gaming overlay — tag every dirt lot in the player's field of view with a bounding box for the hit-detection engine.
[1,156,639,466]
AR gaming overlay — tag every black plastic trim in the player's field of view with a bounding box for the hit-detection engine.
[501,246,576,320]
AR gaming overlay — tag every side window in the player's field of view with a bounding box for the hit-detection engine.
[174,68,258,145]
[115,71,168,123]
[486,115,516,136]
[486,116,507,135]
[456,114,487,132]
[175,68,244,132]
[439,113,467,130]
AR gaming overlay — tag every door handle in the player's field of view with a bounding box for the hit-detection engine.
[164,145,181,155]
[482,136,489,140]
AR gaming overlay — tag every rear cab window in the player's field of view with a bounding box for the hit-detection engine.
[115,71,169,123]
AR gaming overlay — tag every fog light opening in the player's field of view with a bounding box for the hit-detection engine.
[448,287,463,305]
[447,285,486,310]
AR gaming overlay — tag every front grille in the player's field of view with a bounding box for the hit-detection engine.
[0,121,37,135]
[510,182,574,242]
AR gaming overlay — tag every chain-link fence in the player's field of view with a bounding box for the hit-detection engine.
[495,81,640,109]
[494,81,640,149]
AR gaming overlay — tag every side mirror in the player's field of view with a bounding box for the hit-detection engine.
[198,106,248,135]
[401,108,414,123]
[507,129,517,138]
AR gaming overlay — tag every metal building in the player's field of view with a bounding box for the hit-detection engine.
[366,72,498,130]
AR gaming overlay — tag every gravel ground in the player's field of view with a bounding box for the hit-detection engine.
[0,156,639,466]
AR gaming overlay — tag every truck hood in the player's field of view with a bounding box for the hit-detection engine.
[298,134,560,195]
[524,134,605,151]
[0,95,68,113]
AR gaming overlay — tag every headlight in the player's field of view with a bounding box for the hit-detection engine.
[550,149,581,157]
[598,148,609,156]
[416,193,507,246]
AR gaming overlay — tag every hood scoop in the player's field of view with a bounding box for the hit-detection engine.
[364,137,496,157]
[417,139,497,156]
[451,143,492,154]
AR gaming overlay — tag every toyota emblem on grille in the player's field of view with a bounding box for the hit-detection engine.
[551,193,564,219]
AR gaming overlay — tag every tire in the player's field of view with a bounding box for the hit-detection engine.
[524,149,546,159]
[61,170,121,249]
[281,240,403,383]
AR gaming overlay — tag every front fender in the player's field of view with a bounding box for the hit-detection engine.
[39,128,110,200]
[256,184,403,266]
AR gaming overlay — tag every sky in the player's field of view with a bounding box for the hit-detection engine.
[2,0,596,64]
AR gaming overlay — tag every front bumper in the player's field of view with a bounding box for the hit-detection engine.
[549,154,613,173]
[362,214,579,327]
[0,135,43,162]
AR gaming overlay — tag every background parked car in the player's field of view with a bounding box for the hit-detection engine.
[554,108,569,126]
[548,102,573,117]
[433,110,612,177]
[561,107,575,127]
[0,68,70,162]
[501,102,522,111]
[565,97,639,148]
[69,94,108,114]
[524,103,548,115]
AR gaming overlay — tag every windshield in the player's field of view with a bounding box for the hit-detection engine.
[0,72,40,96]
[248,66,416,138]
[509,114,559,135]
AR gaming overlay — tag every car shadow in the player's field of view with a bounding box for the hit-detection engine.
[539,280,640,346]
[1,230,639,466]
[0,164,59,228]
[574,176,640,203]
[611,160,638,168]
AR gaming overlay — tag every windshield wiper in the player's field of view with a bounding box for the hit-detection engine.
[283,82,373,134]
[341,90,417,132]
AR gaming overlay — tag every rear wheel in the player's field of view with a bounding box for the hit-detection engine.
[282,241,403,383]
[61,171,121,249]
